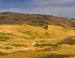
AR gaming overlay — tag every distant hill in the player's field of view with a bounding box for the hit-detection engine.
[0,12,75,28]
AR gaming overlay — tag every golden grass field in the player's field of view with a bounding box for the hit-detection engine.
[0,12,75,58]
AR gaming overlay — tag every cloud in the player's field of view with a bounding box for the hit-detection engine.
[31,0,75,7]
[0,0,75,18]
[24,0,75,18]
[20,7,75,18]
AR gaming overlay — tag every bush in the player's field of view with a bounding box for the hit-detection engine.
[0,32,12,41]
[58,36,75,45]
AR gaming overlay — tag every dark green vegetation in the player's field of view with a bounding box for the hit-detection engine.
[59,36,75,45]
[0,32,14,41]
[0,12,75,28]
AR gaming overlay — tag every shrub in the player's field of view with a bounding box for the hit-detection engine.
[58,36,75,45]
[0,32,13,41]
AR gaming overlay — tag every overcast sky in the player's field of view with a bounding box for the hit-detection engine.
[0,0,75,18]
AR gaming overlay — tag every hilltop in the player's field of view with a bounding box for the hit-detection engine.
[0,12,75,28]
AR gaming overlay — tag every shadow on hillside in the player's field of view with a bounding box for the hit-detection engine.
[0,50,74,58]
[40,54,75,58]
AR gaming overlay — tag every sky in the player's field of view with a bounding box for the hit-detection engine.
[0,0,75,18]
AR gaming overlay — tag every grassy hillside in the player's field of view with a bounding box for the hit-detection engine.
[0,12,75,58]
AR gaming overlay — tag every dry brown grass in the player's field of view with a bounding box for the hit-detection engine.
[0,12,75,58]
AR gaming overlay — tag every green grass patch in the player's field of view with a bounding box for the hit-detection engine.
[19,31,37,39]
[0,32,14,41]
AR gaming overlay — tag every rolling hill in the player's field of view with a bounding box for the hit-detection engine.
[0,12,75,58]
